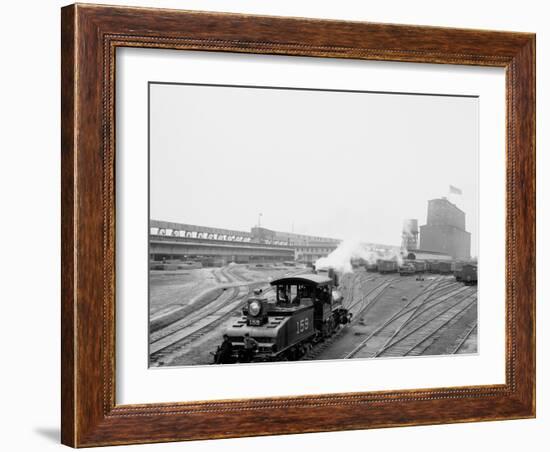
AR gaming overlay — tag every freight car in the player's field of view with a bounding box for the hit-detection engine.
[214,273,351,363]
[454,262,465,281]
[378,259,398,274]
[460,264,478,285]
[426,261,439,273]
[411,260,427,273]
[366,263,378,272]
[438,261,456,274]
[350,257,368,269]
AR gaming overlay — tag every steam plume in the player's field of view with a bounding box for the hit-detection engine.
[315,240,405,274]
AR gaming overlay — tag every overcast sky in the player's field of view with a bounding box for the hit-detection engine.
[150,83,479,256]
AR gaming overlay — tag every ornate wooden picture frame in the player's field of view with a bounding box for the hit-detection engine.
[61,3,535,447]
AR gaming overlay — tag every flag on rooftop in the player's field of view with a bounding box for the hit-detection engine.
[449,185,462,195]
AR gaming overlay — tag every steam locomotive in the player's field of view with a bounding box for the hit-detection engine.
[213,270,351,363]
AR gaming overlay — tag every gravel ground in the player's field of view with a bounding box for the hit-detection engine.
[418,303,478,355]
[149,268,218,316]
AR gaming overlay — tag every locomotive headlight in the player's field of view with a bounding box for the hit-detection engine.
[332,290,343,303]
[248,300,262,317]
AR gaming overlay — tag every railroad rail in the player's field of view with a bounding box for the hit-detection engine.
[343,276,474,359]
[376,292,477,357]
[302,274,397,361]
[451,322,478,354]
[150,265,305,365]
[150,284,253,365]
[371,282,469,357]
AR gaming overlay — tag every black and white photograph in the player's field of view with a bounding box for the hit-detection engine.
[148,82,479,368]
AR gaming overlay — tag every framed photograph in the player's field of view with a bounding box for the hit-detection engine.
[61,4,535,447]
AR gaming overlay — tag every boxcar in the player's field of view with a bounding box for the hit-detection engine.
[411,260,427,273]
[378,259,398,274]
[438,261,456,274]
[366,263,378,272]
[426,261,439,273]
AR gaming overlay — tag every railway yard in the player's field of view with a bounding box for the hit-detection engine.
[149,263,478,367]
[149,264,293,367]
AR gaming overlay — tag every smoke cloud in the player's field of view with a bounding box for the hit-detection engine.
[315,240,406,274]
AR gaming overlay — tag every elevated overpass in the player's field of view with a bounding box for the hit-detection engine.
[150,220,294,264]
[150,220,400,266]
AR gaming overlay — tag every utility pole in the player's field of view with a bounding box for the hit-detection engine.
[258,213,262,228]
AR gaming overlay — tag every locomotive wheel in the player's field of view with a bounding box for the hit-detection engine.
[288,346,299,361]
[327,318,335,335]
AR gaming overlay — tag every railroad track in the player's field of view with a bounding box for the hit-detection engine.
[302,274,397,361]
[376,292,477,357]
[150,265,266,339]
[150,284,253,366]
[213,267,231,284]
[451,322,478,354]
[344,274,380,308]
[150,286,238,343]
[342,273,357,305]
[343,276,470,359]
[348,276,400,318]
[224,265,254,283]
[211,268,225,284]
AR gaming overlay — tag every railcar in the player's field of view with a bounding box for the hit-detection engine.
[438,261,456,274]
[215,273,351,363]
[366,263,378,272]
[427,261,440,273]
[399,263,415,276]
[350,257,367,269]
[378,259,398,274]
[460,264,478,285]
[454,262,465,281]
[411,260,427,273]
